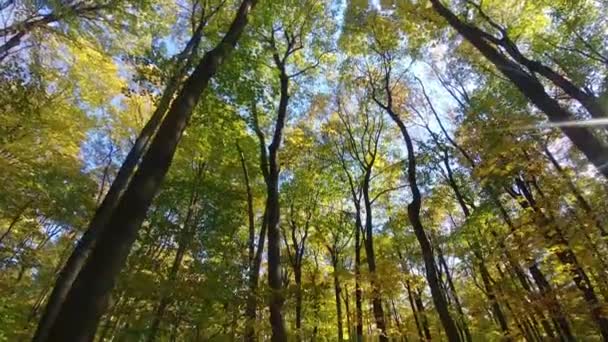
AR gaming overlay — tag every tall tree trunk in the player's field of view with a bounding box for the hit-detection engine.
[436,244,471,341]
[428,102,565,340]
[503,248,556,340]
[264,64,290,341]
[414,287,433,341]
[390,299,403,339]
[438,145,510,339]
[362,172,389,341]
[430,0,608,179]
[371,62,460,340]
[248,101,274,342]
[39,1,257,340]
[478,261,510,337]
[343,284,352,340]
[294,264,303,341]
[355,221,363,342]
[238,144,257,268]
[383,105,461,341]
[244,212,267,342]
[405,280,425,341]
[32,19,206,342]
[331,253,344,342]
[238,142,267,342]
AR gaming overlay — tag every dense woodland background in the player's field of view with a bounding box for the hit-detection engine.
[1,0,608,340]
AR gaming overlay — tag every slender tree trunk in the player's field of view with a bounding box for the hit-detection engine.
[362,173,389,341]
[39,2,257,340]
[311,253,321,341]
[426,92,567,340]
[238,142,267,342]
[436,244,471,341]
[244,212,267,342]
[343,284,352,340]
[294,264,303,341]
[32,19,206,342]
[384,106,461,341]
[248,102,273,342]
[238,144,257,268]
[355,222,363,342]
[501,295,535,342]
[429,0,608,178]
[504,250,556,340]
[406,280,425,341]
[264,64,290,341]
[0,31,24,61]
[331,254,344,341]
[500,188,575,340]
[95,144,115,206]
[439,146,510,338]
[415,287,433,341]
[371,67,460,339]
[391,299,403,339]
[478,261,510,337]
[0,3,105,37]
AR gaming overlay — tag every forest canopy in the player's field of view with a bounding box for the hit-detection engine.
[1,0,608,340]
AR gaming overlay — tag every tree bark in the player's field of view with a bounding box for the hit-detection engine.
[40,1,257,340]
[338,148,364,342]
